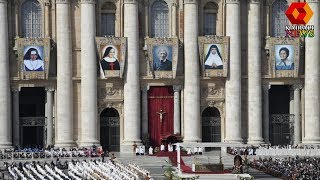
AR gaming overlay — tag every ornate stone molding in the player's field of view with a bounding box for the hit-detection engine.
[55,0,70,4]
[81,0,96,4]
[11,87,20,93]
[225,0,240,4]
[45,87,55,92]
[106,87,117,96]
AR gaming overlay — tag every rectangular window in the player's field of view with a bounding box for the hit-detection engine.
[101,13,115,36]
[204,13,216,35]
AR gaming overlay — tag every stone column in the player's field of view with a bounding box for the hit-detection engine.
[293,84,302,145]
[78,0,99,147]
[183,0,200,142]
[263,84,270,144]
[0,0,12,148]
[247,0,263,145]
[14,0,19,38]
[172,2,177,37]
[55,0,75,147]
[45,88,54,146]
[304,0,320,144]
[12,88,20,147]
[45,2,50,37]
[141,86,149,135]
[123,0,141,151]
[144,0,149,37]
[224,0,242,143]
[173,85,181,134]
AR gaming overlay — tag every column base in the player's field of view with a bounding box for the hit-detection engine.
[120,140,142,153]
[77,140,100,147]
[302,137,320,144]
[55,141,76,148]
[0,141,13,149]
[224,138,243,143]
[247,138,264,145]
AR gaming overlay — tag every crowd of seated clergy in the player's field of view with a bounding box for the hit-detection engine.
[4,159,153,180]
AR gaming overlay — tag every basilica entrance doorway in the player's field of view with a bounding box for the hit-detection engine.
[148,86,174,147]
[19,87,45,148]
[202,107,221,151]
[269,85,294,145]
[100,108,120,152]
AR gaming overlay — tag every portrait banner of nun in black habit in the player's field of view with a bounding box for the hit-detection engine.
[23,47,44,71]
[100,46,120,71]
[204,44,223,69]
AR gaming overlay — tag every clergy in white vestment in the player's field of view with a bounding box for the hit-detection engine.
[204,44,223,69]
[148,146,153,155]
[160,144,165,151]
[168,143,174,152]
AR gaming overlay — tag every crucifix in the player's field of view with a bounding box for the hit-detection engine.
[157,109,167,123]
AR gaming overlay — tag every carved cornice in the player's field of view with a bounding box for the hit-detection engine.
[81,0,96,4]
[225,0,240,4]
[55,0,70,4]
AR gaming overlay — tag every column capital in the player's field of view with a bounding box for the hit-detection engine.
[306,0,320,3]
[184,0,198,4]
[45,87,55,92]
[292,84,303,91]
[173,85,182,92]
[226,0,240,4]
[45,1,51,6]
[141,85,150,92]
[262,84,271,91]
[124,0,138,4]
[80,0,96,4]
[249,0,261,4]
[56,0,70,4]
[11,87,20,93]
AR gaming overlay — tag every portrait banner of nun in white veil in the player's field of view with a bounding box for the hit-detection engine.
[95,37,127,78]
[198,36,229,77]
[16,38,51,79]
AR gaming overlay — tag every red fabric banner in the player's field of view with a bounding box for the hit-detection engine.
[148,86,174,147]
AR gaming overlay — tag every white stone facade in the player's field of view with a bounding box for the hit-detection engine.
[0,0,319,151]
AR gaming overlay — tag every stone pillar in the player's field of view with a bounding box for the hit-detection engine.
[263,84,270,144]
[12,88,20,147]
[55,0,75,147]
[183,0,200,142]
[304,0,320,144]
[14,0,19,38]
[172,2,177,37]
[0,0,12,148]
[144,0,149,37]
[45,2,50,37]
[78,0,99,147]
[45,88,54,146]
[293,84,302,145]
[123,0,141,151]
[247,0,263,145]
[173,85,181,134]
[224,0,242,143]
[141,86,149,135]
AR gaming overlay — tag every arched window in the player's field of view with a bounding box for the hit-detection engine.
[203,2,218,35]
[101,2,116,36]
[272,0,289,37]
[151,1,169,38]
[21,0,42,38]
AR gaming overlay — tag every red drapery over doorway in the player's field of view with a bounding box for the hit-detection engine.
[148,86,174,147]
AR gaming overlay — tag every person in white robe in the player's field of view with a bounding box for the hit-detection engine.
[204,44,223,69]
